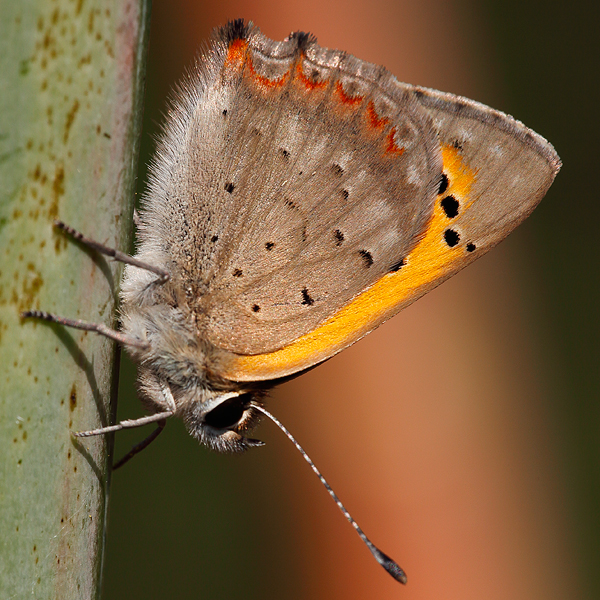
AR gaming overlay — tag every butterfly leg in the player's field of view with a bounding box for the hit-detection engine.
[73,411,173,470]
[22,218,167,347]
[21,221,173,466]
[74,411,174,437]
[111,419,168,470]
[72,384,175,467]
[20,310,147,349]
[70,376,176,471]
[54,220,170,283]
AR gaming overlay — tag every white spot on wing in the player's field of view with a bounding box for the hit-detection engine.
[406,164,423,186]
[489,143,505,159]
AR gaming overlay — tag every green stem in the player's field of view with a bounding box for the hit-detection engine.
[0,0,150,597]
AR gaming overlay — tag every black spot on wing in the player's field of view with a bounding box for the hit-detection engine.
[389,258,406,272]
[331,163,344,176]
[437,173,449,195]
[252,304,261,312]
[359,249,373,267]
[334,229,344,246]
[265,242,275,251]
[301,288,314,306]
[444,229,460,247]
[466,242,476,252]
[441,196,459,218]
[291,30,317,52]
[232,268,243,277]
[225,182,235,193]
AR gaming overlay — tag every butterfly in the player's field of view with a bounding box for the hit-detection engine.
[24,19,560,583]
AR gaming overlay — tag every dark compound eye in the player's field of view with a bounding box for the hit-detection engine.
[204,395,250,430]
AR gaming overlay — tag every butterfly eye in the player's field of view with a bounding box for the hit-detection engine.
[204,395,250,430]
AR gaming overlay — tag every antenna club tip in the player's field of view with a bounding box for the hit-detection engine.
[373,548,407,585]
[255,404,406,584]
[386,563,408,585]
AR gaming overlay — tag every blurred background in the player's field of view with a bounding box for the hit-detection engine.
[102,0,598,598]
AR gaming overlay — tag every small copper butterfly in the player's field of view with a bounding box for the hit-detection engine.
[24,19,561,584]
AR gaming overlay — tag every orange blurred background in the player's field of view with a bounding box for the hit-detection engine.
[103,1,596,599]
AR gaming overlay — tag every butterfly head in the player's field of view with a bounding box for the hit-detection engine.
[182,390,265,452]
[136,363,263,453]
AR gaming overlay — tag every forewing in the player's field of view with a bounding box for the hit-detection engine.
[414,87,560,253]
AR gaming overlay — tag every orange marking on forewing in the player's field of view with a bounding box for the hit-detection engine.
[247,59,289,89]
[366,101,389,129]
[296,62,328,90]
[386,127,405,156]
[221,144,476,381]
[443,145,476,202]
[225,39,248,68]
[335,82,363,106]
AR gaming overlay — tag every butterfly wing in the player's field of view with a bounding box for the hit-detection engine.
[135,22,560,383]
[414,87,560,249]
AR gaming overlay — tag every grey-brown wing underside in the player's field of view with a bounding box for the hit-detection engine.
[136,24,443,356]
[135,22,559,365]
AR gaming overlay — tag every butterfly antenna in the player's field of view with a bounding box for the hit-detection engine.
[253,404,407,584]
